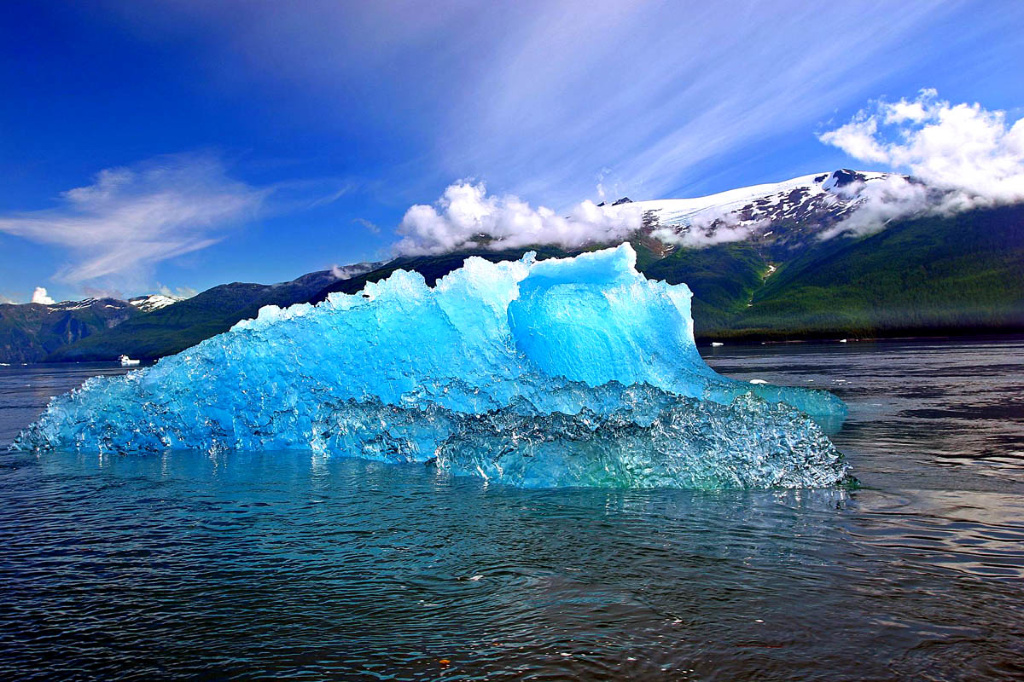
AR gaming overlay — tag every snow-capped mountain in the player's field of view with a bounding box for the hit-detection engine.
[26,293,185,314]
[629,169,896,252]
[636,170,888,225]
[28,297,129,312]
[1,291,190,363]
[128,294,186,313]
[0,297,138,364]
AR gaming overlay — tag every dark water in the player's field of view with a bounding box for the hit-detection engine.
[1,340,1023,680]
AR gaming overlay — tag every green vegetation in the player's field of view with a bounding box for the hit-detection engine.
[0,299,138,363]
[712,204,1024,339]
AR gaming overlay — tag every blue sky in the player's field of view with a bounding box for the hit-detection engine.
[1,0,1022,302]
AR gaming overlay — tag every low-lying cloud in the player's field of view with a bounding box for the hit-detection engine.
[819,89,1024,236]
[0,154,266,287]
[650,207,769,249]
[395,182,643,256]
[819,174,939,239]
[157,284,198,300]
[330,261,379,280]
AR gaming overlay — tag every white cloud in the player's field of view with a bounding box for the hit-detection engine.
[819,90,1024,236]
[651,209,768,249]
[157,284,198,300]
[818,176,934,239]
[819,117,889,165]
[31,287,56,305]
[0,154,266,286]
[821,90,1024,203]
[394,182,643,256]
[330,262,378,280]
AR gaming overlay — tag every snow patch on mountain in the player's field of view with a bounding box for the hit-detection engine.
[634,170,894,247]
[129,294,184,313]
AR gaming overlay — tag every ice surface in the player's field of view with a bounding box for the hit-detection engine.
[16,245,850,489]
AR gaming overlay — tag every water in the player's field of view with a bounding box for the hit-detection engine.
[1,339,1023,680]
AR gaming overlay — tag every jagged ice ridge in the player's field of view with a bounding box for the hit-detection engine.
[16,245,850,489]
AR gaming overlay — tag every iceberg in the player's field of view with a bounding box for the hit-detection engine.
[16,244,850,489]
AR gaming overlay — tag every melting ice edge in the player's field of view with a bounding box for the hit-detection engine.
[17,244,851,489]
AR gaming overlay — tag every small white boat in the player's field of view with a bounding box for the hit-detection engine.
[119,355,141,367]
[839,339,848,343]
[749,379,769,385]
[711,342,724,347]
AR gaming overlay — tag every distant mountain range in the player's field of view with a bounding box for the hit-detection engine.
[2,169,1022,364]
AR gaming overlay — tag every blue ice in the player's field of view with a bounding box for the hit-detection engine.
[17,245,849,489]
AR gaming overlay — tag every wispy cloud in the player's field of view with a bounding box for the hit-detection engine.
[0,154,266,286]
[438,0,971,203]
[820,90,1024,236]
[157,284,198,300]
[352,217,380,234]
[101,0,1002,207]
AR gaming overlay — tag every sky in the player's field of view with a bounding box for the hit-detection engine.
[1,0,1022,303]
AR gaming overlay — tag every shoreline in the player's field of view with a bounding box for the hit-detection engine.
[695,327,1024,347]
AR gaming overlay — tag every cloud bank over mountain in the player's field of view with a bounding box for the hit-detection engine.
[395,182,643,255]
[649,208,769,249]
[819,90,1024,236]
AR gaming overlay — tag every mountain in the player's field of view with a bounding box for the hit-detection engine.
[0,271,352,364]
[0,298,140,363]
[641,203,1024,339]
[128,294,187,313]
[46,270,342,362]
[311,196,1022,342]
[631,169,898,254]
[637,169,883,223]
[4,169,1021,363]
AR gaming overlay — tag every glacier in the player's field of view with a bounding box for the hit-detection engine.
[16,244,850,489]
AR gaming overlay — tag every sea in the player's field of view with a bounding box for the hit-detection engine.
[1,338,1022,680]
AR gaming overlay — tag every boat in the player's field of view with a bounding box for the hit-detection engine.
[119,355,141,367]
[711,342,724,347]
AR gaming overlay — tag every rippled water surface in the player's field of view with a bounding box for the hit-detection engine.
[2,339,1023,680]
